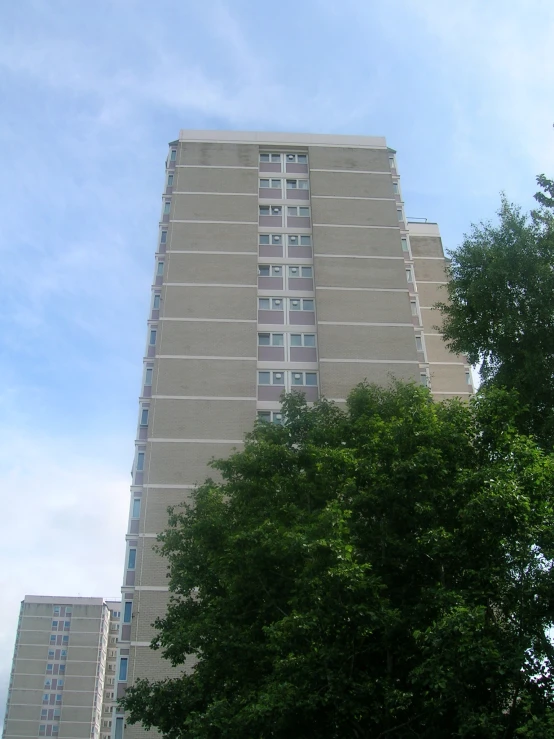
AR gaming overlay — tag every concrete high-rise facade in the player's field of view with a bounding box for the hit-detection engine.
[115,131,472,738]
[3,596,120,739]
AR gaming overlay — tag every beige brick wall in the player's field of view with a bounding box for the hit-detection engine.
[429,364,470,393]
[150,399,256,440]
[5,720,37,736]
[162,285,256,320]
[57,721,91,738]
[410,235,444,258]
[312,198,399,227]
[414,281,448,309]
[423,333,465,363]
[318,324,418,361]
[146,442,242,486]
[320,361,421,399]
[157,321,256,358]
[310,170,394,199]
[130,590,172,644]
[166,222,257,252]
[316,289,412,324]
[175,166,257,194]
[67,632,100,648]
[313,224,403,257]
[177,142,257,168]
[315,256,407,289]
[172,194,257,223]
[154,358,256,397]
[308,146,390,172]
[412,259,448,282]
[141,488,194,534]
[165,253,256,285]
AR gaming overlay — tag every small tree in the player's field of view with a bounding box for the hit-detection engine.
[121,383,554,738]
[437,177,554,448]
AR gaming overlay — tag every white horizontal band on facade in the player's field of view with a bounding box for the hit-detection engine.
[170,219,258,225]
[313,223,400,230]
[433,391,473,395]
[258,361,318,370]
[148,438,244,444]
[167,250,256,255]
[153,395,257,400]
[133,586,170,592]
[164,283,257,288]
[143,484,197,489]
[316,286,407,293]
[155,356,256,361]
[130,642,152,647]
[318,321,414,327]
[160,317,257,323]
[137,534,158,539]
[412,256,446,260]
[429,361,469,366]
[320,358,419,364]
[314,253,404,260]
[171,191,257,196]
[312,195,395,202]
[309,169,390,175]
[176,164,258,170]
[416,280,447,285]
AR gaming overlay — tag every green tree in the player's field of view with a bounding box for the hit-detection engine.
[437,176,554,448]
[121,383,554,738]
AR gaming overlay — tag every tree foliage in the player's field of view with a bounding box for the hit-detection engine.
[437,176,554,448]
[121,383,554,738]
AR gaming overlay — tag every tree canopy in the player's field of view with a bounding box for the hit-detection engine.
[121,383,554,738]
[437,176,554,448]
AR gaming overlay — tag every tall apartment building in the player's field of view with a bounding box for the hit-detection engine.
[3,596,120,739]
[116,131,472,738]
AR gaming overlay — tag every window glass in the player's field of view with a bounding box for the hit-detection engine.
[415,337,423,352]
[290,334,302,346]
[290,300,301,310]
[271,154,281,162]
[297,155,307,164]
[167,174,173,186]
[272,234,282,243]
[119,659,128,681]
[273,413,283,425]
[258,411,271,422]
[466,372,472,385]
[292,373,303,386]
[271,206,282,214]
[53,607,60,616]
[420,373,428,387]
[160,231,167,244]
[304,334,316,347]
[300,235,311,246]
[303,299,314,310]
[299,207,310,217]
[271,298,283,309]
[401,238,408,252]
[289,266,299,276]
[305,373,318,386]
[406,269,413,282]
[140,409,148,426]
[136,453,145,472]
[153,295,160,309]
[128,549,136,569]
[149,330,157,345]
[132,499,141,518]
[393,181,398,193]
[170,150,176,161]
[258,266,270,277]
[397,209,403,221]
[259,206,270,216]
[259,234,270,245]
[259,153,270,162]
[258,298,270,310]
[286,180,297,189]
[301,267,312,277]
[258,372,270,385]
[258,333,270,346]
[271,179,281,188]
[259,179,270,188]
[123,602,132,623]
[299,180,309,189]
[410,300,418,316]
[272,372,285,385]
[145,368,153,385]
[163,202,171,214]
[272,334,284,346]
[157,262,164,276]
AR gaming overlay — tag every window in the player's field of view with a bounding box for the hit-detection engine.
[286,153,307,164]
[53,607,60,616]
[41,710,48,719]
[259,234,282,245]
[415,336,423,352]
[288,266,313,277]
[167,174,173,186]
[136,452,145,472]
[132,499,141,518]
[64,621,70,631]
[290,334,316,347]
[58,665,65,674]
[119,659,128,681]
[393,181,399,194]
[140,408,149,426]
[52,621,58,629]
[410,300,418,316]
[287,206,310,217]
[114,718,124,739]
[406,268,413,283]
[292,372,317,386]
[258,298,283,310]
[52,726,59,735]
[43,694,49,703]
[48,650,55,658]
[258,333,284,346]
[39,725,46,736]
[65,609,71,616]
[259,205,282,216]
[389,155,395,168]
[50,635,56,644]
[53,710,60,718]
[149,329,157,345]
[258,265,282,277]
[128,549,137,569]
[56,695,62,704]
[466,371,472,386]
[286,179,309,189]
[258,411,283,425]
[287,234,312,247]
[420,373,429,387]
[401,237,409,252]
[170,149,176,161]
[160,231,167,244]
[259,179,281,188]
[156,261,164,276]
[258,372,285,386]
[290,298,314,311]
[260,153,281,163]
[45,680,51,688]
[57,680,63,688]
[163,201,171,214]
[123,602,132,623]
[153,294,160,310]
[145,368,153,386]
[397,208,404,222]
[62,637,68,646]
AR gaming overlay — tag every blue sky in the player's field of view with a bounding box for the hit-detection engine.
[1,0,553,716]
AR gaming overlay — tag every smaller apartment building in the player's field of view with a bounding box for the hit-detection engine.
[3,596,120,739]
